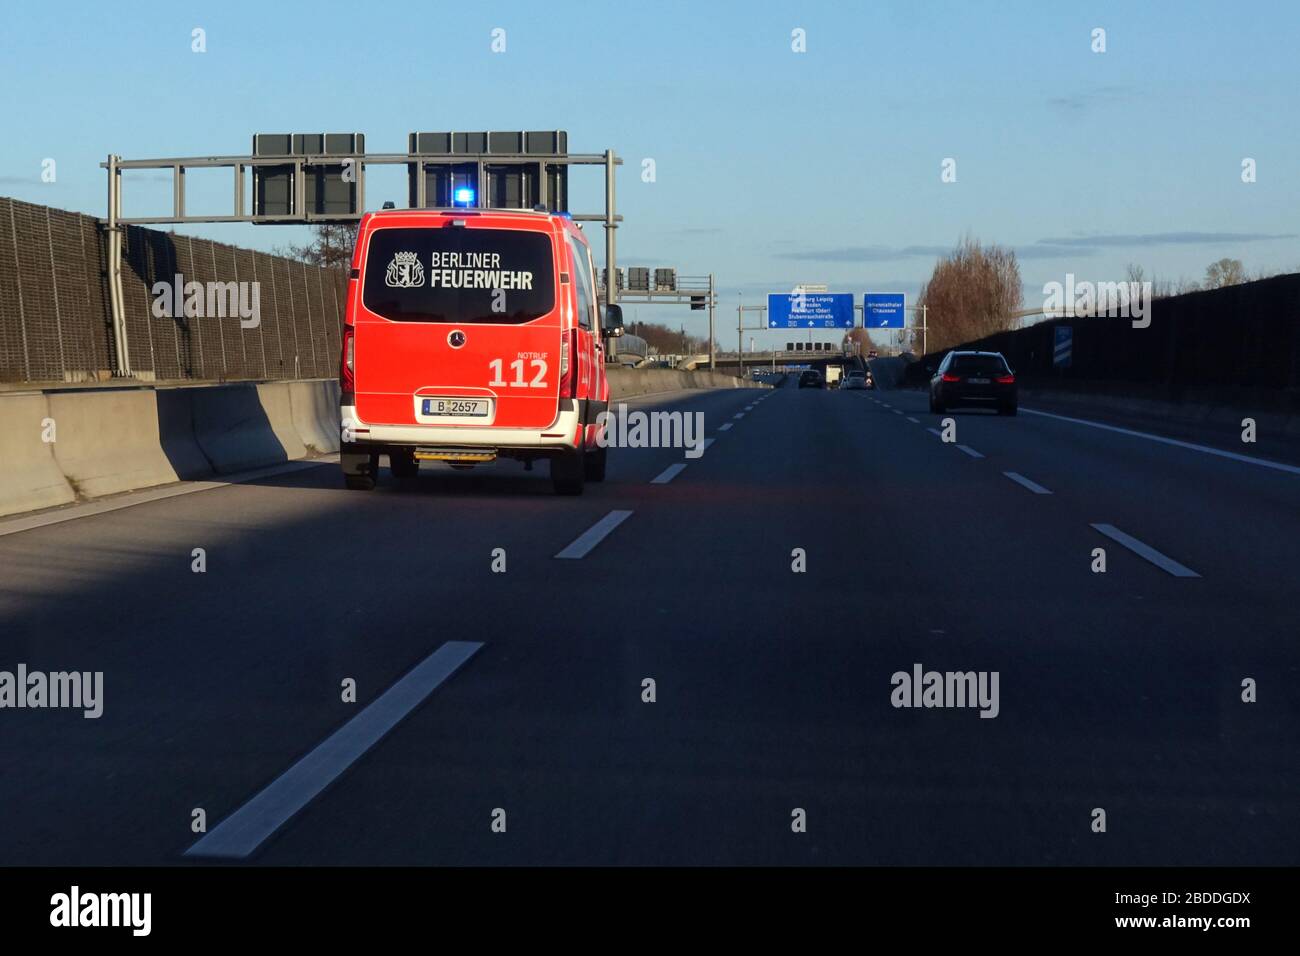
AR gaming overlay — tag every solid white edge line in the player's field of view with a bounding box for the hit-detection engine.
[1003,471,1052,494]
[1090,523,1200,578]
[185,640,484,858]
[957,445,984,459]
[555,509,634,558]
[1022,407,1300,476]
[0,456,339,539]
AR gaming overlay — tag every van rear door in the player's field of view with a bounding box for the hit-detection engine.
[353,218,562,429]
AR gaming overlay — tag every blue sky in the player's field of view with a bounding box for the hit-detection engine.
[2,0,1297,347]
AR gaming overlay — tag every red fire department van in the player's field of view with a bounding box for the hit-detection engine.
[339,207,623,495]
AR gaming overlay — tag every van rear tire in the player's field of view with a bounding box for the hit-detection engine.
[551,450,586,496]
[342,450,379,490]
[584,445,607,482]
[389,449,419,479]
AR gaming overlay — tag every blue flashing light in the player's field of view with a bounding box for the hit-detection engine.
[453,187,476,206]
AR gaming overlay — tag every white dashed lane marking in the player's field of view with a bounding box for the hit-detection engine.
[555,510,634,558]
[1004,471,1052,494]
[1090,523,1200,578]
[185,640,483,859]
[651,463,688,484]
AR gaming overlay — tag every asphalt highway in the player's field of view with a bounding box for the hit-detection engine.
[1,377,1296,865]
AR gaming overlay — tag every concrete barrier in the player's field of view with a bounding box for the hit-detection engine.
[288,380,340,454]
[606,366,760,399]
[255,383,309,462]
[0,393,76,517]
[191,383,297,474]
[318,380,341,450]
[0,370,759,522]
[154,388,215,479]
[47,390,194,498]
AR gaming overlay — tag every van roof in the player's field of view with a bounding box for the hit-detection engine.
[367,207,562,220]
[363,207,585,240]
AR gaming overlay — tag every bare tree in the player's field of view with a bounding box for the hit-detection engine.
[276,223,358,272]
[915,236,1022,354]
[627,321,710,356]
[1204,258,1246,289]
[843,327,876,355]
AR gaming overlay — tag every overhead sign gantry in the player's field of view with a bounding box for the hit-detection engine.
[100,131,622,376]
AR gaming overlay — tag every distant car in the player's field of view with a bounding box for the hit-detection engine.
[798,369,824,389]
[867,350,878,359]
[841,370,867,390]
[929,350,1017,415]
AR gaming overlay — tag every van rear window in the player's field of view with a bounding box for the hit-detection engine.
[362,227,555,324]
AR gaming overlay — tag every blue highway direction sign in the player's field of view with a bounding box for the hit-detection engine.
[767,292,854,329]
[864,293,905,329]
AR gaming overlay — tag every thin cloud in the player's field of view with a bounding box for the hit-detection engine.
[1046,85,1131,114]
[1035,232,1296,248]
[726,278,923,298]
[1014,244,1099,260]
[775,245,950,263]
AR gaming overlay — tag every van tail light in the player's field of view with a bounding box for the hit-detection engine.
[341,325,356,390]
[996,373,1015,384]
[941,372,961,383]
[559,332,577,397]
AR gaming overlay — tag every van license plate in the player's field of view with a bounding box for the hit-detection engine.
[422,398,490,417]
